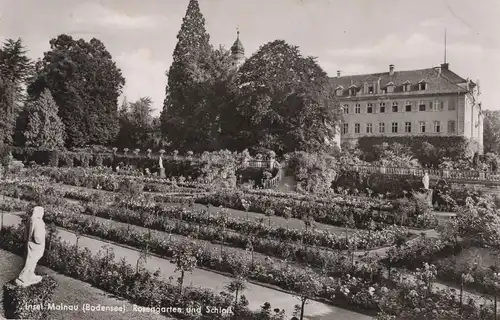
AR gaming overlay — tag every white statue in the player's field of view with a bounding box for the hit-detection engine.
[15,206,46,287]
[159,155,163,169]
[422,172,430,190]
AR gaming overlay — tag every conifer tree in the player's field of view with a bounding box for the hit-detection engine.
[23,89,65,148]
[161,0,212,151]
[0,76,15,145]
[0,38,34,108]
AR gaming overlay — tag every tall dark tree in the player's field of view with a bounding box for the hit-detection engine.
[0,38,34,108]
[0,76,15,145]
[229,40,342,154]
[116,97,158,149]
[161,0,213,152]
[483,110,500,154]
[28,35,125,148]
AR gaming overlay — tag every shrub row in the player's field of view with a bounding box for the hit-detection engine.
[40,207,498,319]
[3,276,58,320]
[85,202,411,251]
[42,207,386,314]
[194,190,438,229]
[0,227,242,320]
[0,181,410,257]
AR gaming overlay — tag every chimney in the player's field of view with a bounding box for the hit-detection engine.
[337,70,341,78]
[389,64,395,76]
[435,66,442,75]
[441,63,449,70]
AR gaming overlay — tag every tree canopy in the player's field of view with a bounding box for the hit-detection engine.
[0,76,15,145]
[22,88,65,148]
[161,0,217,152]
[28,34,125,148]
[230,40,342,154]
[483,110,500,154]
[0,38,34,108]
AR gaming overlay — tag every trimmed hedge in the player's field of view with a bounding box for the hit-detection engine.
[356,136,471,163]
[3,276,58,320]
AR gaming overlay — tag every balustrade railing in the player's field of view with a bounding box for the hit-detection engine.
[351,165,500,182]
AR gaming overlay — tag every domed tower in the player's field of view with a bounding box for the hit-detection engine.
[230,28,245,69]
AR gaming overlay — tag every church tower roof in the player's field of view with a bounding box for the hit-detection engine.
[231,29,244,55]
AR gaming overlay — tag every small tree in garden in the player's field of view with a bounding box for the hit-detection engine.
[283,206,292,230]
[345,213,355,244]
[123,148,129,155]
[46,222,58,251]
[414,263,437,297]
[293,270,322,320]
[241,198,250,221]
[217,212,228,255]
[459,272,474,312]
[226,264,249,314]
[265,208,274,227]
[172,238,199,295]
[246,237,254,267]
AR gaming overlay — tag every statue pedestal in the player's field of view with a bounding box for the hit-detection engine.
[3,275,58,320]
[159,168,166,178]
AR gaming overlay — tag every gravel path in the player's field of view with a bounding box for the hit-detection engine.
[0,212,371,320]
[0,249,168,320]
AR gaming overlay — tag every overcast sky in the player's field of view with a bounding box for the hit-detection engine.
[0,0,498,116]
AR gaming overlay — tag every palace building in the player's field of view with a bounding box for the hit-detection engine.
[330,63,483,152]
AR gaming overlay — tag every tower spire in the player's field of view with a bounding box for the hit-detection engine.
[444,28,447,64]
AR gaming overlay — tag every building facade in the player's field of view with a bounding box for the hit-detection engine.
[330,63,483,152]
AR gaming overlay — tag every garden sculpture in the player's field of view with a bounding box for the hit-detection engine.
[422,172,429,190]
[159,155,164,169]
[15,206,46,287]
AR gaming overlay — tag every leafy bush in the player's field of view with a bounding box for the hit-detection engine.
[286,151,337,193]
[3,276,58,320]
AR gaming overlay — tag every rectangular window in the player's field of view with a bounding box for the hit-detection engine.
[355,104,360,114]
[447,120,456,133]
[379,122,385,133]
[391,122,398,133]
[419,121,426,133]
[392,102,398,112]
[350,88,356,96]
[405,122,412,133]
[405,102,412,112]
[342,123,349,134]
[419,101,426,111]
[379,103,386,113]
[354,123,360,133]
[419,82,427,90]
[367,103,373,113]
[434,121,441,133]
[343,104,349,114]
[368,85,374,94]
[433,100,443,111]
[366,123,372,133]
[448,99,456,111]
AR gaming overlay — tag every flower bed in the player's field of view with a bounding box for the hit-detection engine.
[0,181,411,252]
[195,191,437,229]
[0,226,238,320]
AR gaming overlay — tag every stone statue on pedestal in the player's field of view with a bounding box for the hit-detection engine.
[422,172,430,190]
[15,206,46,287]
[159,155,163,169]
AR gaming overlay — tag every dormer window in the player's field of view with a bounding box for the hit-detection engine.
[368,85,374,94]
[335,86,343,96]
[403,81,411,92]
[418,80,427,90]
[349,85,357,96]
[386,82,395,93]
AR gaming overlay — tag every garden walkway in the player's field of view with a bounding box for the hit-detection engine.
[0,249,168,320]
[0,212,371,320]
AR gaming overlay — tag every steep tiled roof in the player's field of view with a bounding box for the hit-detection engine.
[330,66,470,97]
